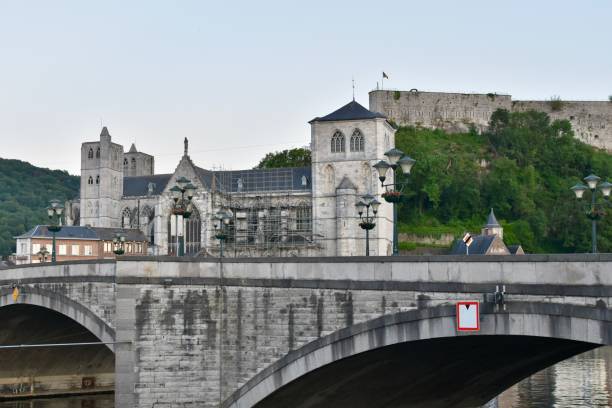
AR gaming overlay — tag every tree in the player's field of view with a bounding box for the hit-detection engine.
[256,147,311,169]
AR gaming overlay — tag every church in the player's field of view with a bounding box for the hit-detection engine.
[64,100,396,257]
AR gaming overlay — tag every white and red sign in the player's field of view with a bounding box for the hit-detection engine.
[456,301,479,331]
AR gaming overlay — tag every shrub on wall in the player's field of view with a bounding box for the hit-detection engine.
[549,96,564,111]
[608,95,612,102]
[393,91,401,101]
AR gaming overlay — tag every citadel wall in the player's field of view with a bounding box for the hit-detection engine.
[369,90,612,150]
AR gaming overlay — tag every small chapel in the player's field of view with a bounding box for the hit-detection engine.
[64,100,397,257]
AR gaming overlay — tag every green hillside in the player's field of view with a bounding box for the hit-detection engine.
[0,159,79,256]
[394,109,612,253]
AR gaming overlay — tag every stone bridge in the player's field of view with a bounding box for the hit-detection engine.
[1,254,612,407]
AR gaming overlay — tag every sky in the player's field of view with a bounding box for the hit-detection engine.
[1,0,611,175]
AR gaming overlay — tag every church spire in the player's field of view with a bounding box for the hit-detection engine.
[184,137,189,156]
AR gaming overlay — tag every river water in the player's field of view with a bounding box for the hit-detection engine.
[1,347,611,407]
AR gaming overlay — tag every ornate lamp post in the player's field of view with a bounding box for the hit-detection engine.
[213,209,232,258]
[571,174,611,253]
[37,246,50,263]
[113,233,126,255]
[169,177,196,256]
[46,199,64,262]
[373,148,416,256]
[356,194,380,256]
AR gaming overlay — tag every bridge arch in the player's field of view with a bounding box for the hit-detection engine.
[224,302,612,408]
[0,285,115,351]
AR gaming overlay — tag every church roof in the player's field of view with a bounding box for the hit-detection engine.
[310,100,386,123]
[485,208,500,228]
[206,167,312,193]
[100,126,110,137]
[128,143,138,153]
[123,174,172,197]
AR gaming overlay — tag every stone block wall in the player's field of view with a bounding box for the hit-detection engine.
[370,90,612,151]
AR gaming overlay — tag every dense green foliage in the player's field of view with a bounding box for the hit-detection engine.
[256,148,311,169]
[0,159,79,256]
[396,109,612,253]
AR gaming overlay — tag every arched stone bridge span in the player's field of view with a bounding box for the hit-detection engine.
[0,254,611,407]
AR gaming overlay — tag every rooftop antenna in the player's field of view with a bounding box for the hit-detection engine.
[352,76,355,101]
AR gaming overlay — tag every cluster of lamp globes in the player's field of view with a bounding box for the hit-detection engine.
[571,174,612,199]
[373,148,416,186]
[46,199,64,232]
[169,176,197,218]
[213,209,233,240]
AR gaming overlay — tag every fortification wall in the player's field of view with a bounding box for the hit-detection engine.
[369,90,512,133]
[511,100,612,150]
[369,90,612,151]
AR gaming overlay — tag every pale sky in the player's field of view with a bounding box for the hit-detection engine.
[1,1,611,175]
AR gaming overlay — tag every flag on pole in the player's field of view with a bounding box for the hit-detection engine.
[382,72,389,79]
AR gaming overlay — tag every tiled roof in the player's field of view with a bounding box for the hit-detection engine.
[123,174,172,197]
[450,235,497,255]
[310,100,386,123]
[15,225,147,241]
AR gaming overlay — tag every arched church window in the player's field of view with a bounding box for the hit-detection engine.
[331,131,345,153]
[123,158,128,169]
[95,175,100,184]
[350,129,364,152]
[131,157,136,169]
[95,147,100,158]
[88,176,93,185]
[88,148,94,159]
[121,208,131,228]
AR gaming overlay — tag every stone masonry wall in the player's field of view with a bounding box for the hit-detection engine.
[370,90,612,151]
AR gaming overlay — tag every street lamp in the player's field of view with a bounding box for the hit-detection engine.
[46,199,63,262]
[37,246,50,263]
[373,148,416,256]
[213,209,232,258]
[113,233,126,255]
[356,194,380,256]
[170,177,196,256]
[571,174,611,253]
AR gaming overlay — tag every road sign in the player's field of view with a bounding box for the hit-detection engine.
[456,301,479,331]
[462,233,473,255]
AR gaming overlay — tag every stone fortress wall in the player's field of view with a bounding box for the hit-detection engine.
[369,90,612,151]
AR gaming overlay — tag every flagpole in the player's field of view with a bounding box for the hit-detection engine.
[381,72,384,91]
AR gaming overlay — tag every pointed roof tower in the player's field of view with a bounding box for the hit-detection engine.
[100,126,110,137]
[485,208,500,227]
[482,208,503,239]
[128,143,138,153]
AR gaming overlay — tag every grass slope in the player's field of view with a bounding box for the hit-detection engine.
[0,158,79,256]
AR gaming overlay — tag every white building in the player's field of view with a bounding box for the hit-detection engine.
[65,100,396,257]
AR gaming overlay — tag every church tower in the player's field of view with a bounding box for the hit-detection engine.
[310,100,395,256]
[80,127,124,227]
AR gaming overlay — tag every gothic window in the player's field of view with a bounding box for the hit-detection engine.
[323,164,335,194]
[131,157,136,169]
[350,129,364,152]
[95,147,100,158]
[95,175,100,185]
[123,158,128,169]
[88,176,93,185]
[121,208,131,228]
[88,148,94,159]
[331,131,345,153]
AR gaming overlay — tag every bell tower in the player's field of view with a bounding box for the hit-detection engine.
[309,100,395,256]
[80,127,124,227]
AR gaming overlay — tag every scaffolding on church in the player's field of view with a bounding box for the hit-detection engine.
[207,168,316,257]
